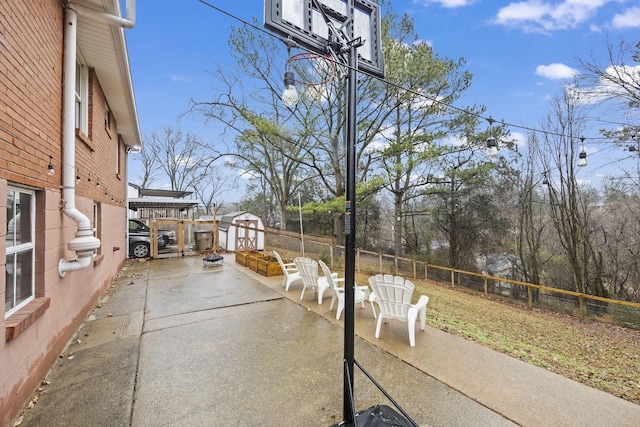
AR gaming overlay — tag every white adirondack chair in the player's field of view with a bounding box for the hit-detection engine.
[368,274,429,347]
[273,250,302,291]
[318,260,375,320]
[293,257,331,304]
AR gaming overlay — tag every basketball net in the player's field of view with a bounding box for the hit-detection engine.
[286,52,339,102]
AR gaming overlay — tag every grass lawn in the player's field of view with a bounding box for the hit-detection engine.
[399,277,640,405]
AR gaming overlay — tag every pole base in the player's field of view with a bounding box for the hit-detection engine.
[330,405,415,427]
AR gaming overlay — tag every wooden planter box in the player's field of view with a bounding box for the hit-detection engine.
[235,250,261,267]
[246,254,271,272]
[255,257,283,277]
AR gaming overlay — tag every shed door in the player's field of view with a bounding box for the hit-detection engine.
[236,220,258,250]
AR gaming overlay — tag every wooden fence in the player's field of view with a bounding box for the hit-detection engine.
[263,227,640,330]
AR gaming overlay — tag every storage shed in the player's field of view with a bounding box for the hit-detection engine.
[217,211,265,252]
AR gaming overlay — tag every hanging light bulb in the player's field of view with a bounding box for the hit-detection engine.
[577,136,587,167]
[47,156,55,175]
[486,116,498,158]
[578,150,587,167]
[486,136,498,158]
[282,70,298,107]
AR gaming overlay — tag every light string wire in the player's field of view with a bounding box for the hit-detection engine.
[196,0,638,145]
[0,130,126,204]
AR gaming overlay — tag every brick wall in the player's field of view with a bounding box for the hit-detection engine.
[0,1,63,190]
[0,2,129,425]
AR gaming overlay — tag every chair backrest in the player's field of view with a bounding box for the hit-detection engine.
[294,257,319,288]
[318,260,339,293]
[273,250,287,270]
[368,274,415,320]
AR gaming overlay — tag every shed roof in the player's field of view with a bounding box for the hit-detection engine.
[128,198,200,211]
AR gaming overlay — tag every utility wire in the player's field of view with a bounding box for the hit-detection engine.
[196,0,637,144]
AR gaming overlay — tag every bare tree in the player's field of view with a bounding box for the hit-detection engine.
[578,39,640,111]
[512,132,552,300]
[535,87,607,296]
[138,127,227,211]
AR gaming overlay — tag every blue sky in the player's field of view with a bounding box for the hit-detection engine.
[125,0,640,197]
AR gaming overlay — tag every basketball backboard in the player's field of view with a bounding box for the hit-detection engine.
[264,0,385,78]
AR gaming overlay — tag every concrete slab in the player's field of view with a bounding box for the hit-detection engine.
[19,337,138,427]
[15,255,640,427]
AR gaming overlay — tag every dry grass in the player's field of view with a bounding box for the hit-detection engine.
[355,272,640,405]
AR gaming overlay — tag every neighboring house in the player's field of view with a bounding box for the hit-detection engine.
[0,2,141,425]
[217,211,265,252]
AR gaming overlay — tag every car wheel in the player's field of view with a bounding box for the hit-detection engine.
[130,242,150,258]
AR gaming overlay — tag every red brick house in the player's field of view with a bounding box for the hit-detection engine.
[0,1,140,424]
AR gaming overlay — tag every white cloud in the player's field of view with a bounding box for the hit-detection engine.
[492,0,610,33]
[573,65,640,104]
[170,74,191,82]
[509,131,528,148]
[414,0,477,8]
[535,63,579,79]
[611,7,640,29]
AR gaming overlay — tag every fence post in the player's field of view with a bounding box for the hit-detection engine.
[451,270,455,287]
[330,245,334,268]
[356,248,360,272]
[413,260,416,278]
[527,286,532,309]
[483,275,488,295]
[578,295,584,319]
[425,263,428,281]
[394,255,398,274]
[379,253,383,273]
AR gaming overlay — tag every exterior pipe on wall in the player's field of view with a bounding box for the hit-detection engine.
[58,1,136,277]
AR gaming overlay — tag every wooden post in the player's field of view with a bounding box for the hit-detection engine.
[578,295,584,319]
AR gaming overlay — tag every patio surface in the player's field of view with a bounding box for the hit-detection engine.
[15,254,640,426]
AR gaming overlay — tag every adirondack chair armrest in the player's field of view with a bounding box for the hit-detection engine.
[355,285,370,296]
[413,295,429,310]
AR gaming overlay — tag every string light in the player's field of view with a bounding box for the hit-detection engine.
[282,70,298,107]
[486,117,497,158]
[47,156,55,175]
[578,137,587,167]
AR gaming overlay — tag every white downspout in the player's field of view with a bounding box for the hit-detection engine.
[58,1,136,277]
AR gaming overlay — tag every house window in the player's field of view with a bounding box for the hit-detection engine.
[5,187,35,317]
[75,60,89,134]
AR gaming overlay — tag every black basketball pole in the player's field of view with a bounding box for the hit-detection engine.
[343,1,358,423]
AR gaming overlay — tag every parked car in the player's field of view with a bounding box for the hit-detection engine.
[129,218,176,244]
[128,219,167,258]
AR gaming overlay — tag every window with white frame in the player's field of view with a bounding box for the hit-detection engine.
[75,59,89,134]
[5,187,35,317]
